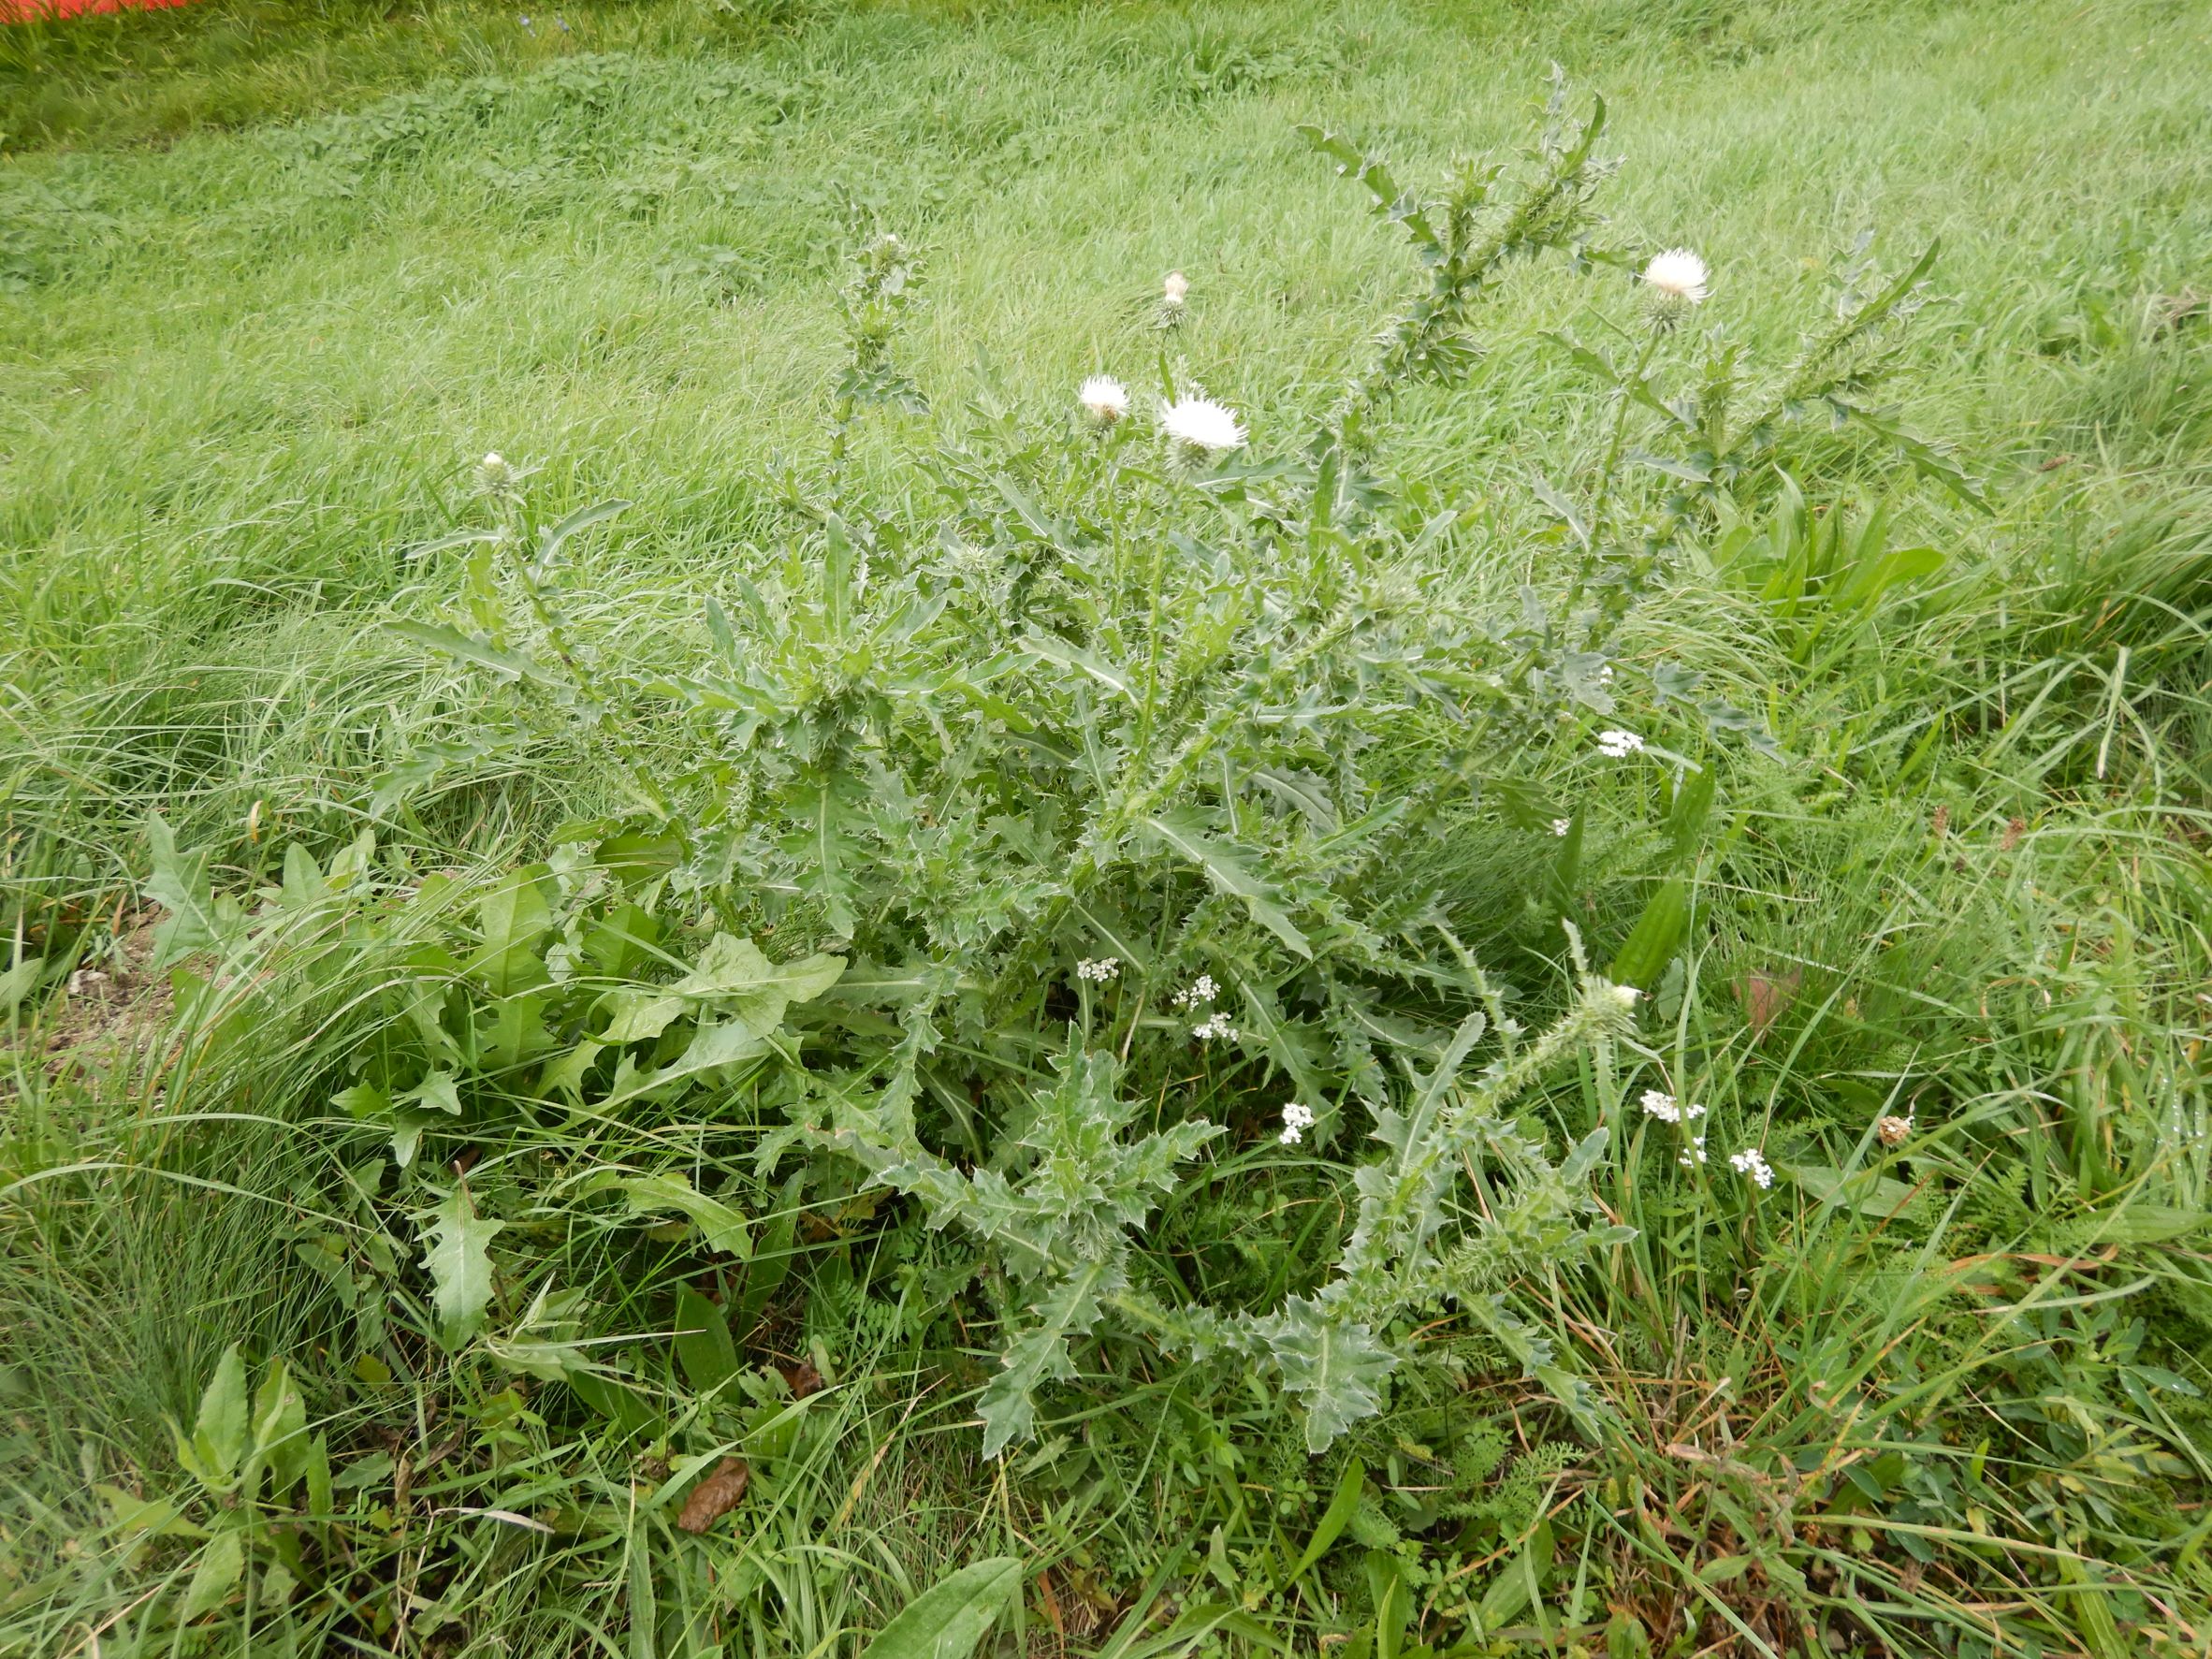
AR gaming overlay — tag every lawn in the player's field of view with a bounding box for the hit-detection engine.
[2,0,2209,1654]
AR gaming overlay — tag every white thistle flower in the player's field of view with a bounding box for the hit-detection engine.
[1192,1010,1238,1042]
[1078,375,1129,424]
[1279,1102,1316,1145]
[1640,248,1710,304]
[1159,395,1247,456]
[1679,1134,1707,1169]
[1608,984,1640,1010]
[1075,957,1121,982]
[1161,270,1189,307]
[1596,730,1644,759]
[1728,1147,1775,1189]
[1171,974,1218,1011]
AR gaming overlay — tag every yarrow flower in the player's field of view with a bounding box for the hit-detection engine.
[1638,1090,1707,1125]
[1679,1134,1707,1168]
[1159,395,1247,456]
[1077,375,1129,424]
[1595,730,1644,759]
[1640,248,1710,304]
[1192,1010,1238,1042]
[1550,818,1572,837]
[1075,957,1121,982]
[1279,1102,1317,1145]
[1729,1147,1776,1189]
[1171,975,1219,1010]
[1876,1113,1914,1147]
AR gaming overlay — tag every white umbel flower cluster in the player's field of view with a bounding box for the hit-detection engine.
[1279,1102,1316,1145]
[1171,975,1218,1010]
[1679,1134,1707,1169]
[1160,394,1247,456]
[1639,1090,1707,1125]
[1075,957,1121,982]
[1191,1010,1238,1042]
[1596,730,1645,758]
[1729,1147,1776,1189]
[1078,375,1129,424]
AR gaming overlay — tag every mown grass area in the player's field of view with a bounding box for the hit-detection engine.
[3,0,2209,1654]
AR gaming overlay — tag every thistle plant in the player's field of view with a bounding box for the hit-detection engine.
[371,78,1948,1455]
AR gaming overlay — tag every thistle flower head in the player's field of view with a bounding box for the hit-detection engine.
[1638,247,1709,331]
[1161,269,1189,307]
[1159,395,1247,456]
[1078,375,1129,424]
[1640,248,1710,303]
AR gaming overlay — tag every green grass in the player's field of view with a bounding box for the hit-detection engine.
[3,0,2210,1654]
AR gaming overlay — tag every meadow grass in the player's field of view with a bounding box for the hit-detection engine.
[3,1,2209,1654]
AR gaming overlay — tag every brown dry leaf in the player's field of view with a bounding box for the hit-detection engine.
[676,1457,749,1534]
[779,1361,823,1399]
[1739,968,1800,1039]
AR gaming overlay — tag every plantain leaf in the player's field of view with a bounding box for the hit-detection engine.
[854,1557,1023,1659]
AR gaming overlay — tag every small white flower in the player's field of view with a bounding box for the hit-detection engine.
[1192,1010,1238,1042]
[1640,1089,1681,1124]
[1550,818,1572,837]
[1596,730,1644,759]
[1171,975,1219,1010]
[1078,375,1129,424]
[1640,248,1710,304]
[481,451,508,473]
[1279,1102,1316,1145]
[1161,270,1189,307]
[1679,1134,1707,1169]
[1608,984,1640,1010]
[1076,957,1121,982]
[1729,1147,1775,1189]
[1159,395,1247,455]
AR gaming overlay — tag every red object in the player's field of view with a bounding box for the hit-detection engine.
[2,0,196,20]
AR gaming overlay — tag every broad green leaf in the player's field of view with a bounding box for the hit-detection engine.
[673,1284,740,1392]
[0,953,45,1015]
[1608,877,1690,992]
[422,1188,505,1338]
[1017,632,1136,702]
[182,1346,250,1487]
[386,619,556,684]
[473,866,553,994]
[1256,1297,1396,1452]
[980,1259,1120,1458]
[853,1557,1023,1659]
[1141,808,1311,959]
[181,1528,244,1621]
[145,815,236,963]
[1283,1458,1365,1584]
[617,1171,751,1259]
